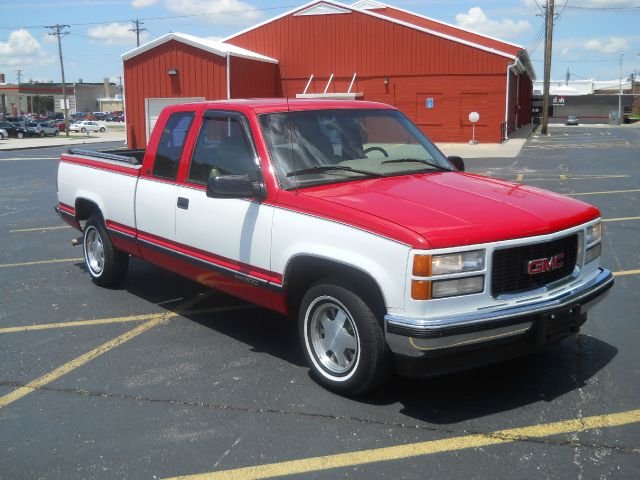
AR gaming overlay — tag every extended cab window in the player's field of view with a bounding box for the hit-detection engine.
[153,111,195,180]
[187,113,257,185]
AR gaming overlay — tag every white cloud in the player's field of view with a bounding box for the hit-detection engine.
[206,36,224,43]
[0,29,52,66]
[521,0,640,8]
[86,22,149,46]
[584,36,628,54]
[455,7,532,40]
[132,0,159,7]
[132,0,263,26]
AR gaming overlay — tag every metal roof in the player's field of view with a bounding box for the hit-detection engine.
[121,32,278,64]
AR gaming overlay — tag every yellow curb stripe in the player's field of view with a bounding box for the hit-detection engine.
[0,317,165,409]
[614,269,640,277]
[165,409,640,480]
[0,258,83,268]
[603,216,640,223]
[0,305,257,334]
[9,225,72,233]
[568,189,640,196]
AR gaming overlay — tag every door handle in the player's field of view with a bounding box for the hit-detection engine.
[177,197,189,210]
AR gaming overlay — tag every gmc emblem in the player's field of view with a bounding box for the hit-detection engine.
[528,253,565,275]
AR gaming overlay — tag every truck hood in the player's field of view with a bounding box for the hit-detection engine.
[299,173,599,249]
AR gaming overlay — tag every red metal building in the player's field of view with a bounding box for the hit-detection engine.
[224,0,534,143]
[122,1,534,147]
[122,32,278,148]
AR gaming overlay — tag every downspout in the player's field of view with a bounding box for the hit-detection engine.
[226,53,231,100]
[504,59,516,141]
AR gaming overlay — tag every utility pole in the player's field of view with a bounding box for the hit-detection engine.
[130,19,147,47]
[47,24,70,136]
[618,52,624,126]
[565,67,569,86]
[541,0,555,135]
[15,69,23,114]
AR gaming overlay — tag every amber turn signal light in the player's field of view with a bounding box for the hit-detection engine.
[411,280,432,300]
[412,255,431,277]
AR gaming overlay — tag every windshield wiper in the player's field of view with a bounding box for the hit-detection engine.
[286,165,385,178]
[381,158,451,171]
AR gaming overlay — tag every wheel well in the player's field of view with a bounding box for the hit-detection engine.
[284,256,387,319]
[75,199,101,222]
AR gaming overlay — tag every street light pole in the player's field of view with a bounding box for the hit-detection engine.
[618,52,624,126]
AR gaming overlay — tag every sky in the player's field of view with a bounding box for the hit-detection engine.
[1,0,639,86]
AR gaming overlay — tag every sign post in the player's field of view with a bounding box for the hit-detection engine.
[468,111,479,145]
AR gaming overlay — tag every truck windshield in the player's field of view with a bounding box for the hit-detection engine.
[259,109,452,189]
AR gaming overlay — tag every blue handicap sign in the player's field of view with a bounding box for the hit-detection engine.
[426,97,434,109]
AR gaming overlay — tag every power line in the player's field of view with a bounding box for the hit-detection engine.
[0,4,298,30]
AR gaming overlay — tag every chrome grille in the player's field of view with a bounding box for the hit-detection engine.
[491,234,578,297]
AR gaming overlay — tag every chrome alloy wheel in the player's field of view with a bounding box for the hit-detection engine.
[84,227,105,276]
[307,297,360,376]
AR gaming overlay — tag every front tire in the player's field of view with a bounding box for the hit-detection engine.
[99,127,105,132]
[299,278,391,396]
[81,127,86,133]
[39,131,45,138]
[17,132,24,139]
[83,215,129,287]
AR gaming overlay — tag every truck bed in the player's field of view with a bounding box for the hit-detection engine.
[67,147,146,165]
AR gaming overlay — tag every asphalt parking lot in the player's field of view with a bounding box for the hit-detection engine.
[1,128,639,479]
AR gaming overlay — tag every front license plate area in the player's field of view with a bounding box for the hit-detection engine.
[542,305,581,342]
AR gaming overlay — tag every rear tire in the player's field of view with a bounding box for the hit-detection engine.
[17,132,24,139]
[99,127,105,132]
[299,277,391,396]
[39,131,45,138]
[83,214,129,287]
[81,127,86,133]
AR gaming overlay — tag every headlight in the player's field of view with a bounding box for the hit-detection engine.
[432,276,484,299]
[413,250,485,276]
[586,222,602,246]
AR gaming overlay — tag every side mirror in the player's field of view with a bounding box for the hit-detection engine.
[447,155,465,172]
[206,174,262,199]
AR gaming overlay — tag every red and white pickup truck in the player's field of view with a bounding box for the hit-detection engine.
[56,99,613,395]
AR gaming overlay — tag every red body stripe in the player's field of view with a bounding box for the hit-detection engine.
[61,155,141,177]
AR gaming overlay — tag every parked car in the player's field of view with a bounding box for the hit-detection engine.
[565,115,579,126]
[26,121,60,137]
[56,99,613,395]
[0,121,29,139]
[52,120,67,132]
[69,121,106,133]
[0,128,8,140]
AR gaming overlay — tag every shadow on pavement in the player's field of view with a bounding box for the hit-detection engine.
[361,334,617,424]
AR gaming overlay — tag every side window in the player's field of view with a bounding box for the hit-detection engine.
[153,111,195,180]
[187,113,257,185]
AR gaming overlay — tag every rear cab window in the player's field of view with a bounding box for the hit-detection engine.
[153,111,195,181]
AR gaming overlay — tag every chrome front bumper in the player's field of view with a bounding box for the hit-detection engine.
[385,268,614,358]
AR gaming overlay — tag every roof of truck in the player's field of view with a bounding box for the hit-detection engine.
[178,98,398,114]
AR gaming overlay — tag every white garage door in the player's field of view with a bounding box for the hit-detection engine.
[144,97,205,142]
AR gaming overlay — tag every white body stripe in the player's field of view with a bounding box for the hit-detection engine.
[57,161,138,228]
[176,187,274,272]
[271,207,410,310]
[135,178,178,240]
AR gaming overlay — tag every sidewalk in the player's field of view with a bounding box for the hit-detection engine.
[436,125,534,159]
[0,130,125,151]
